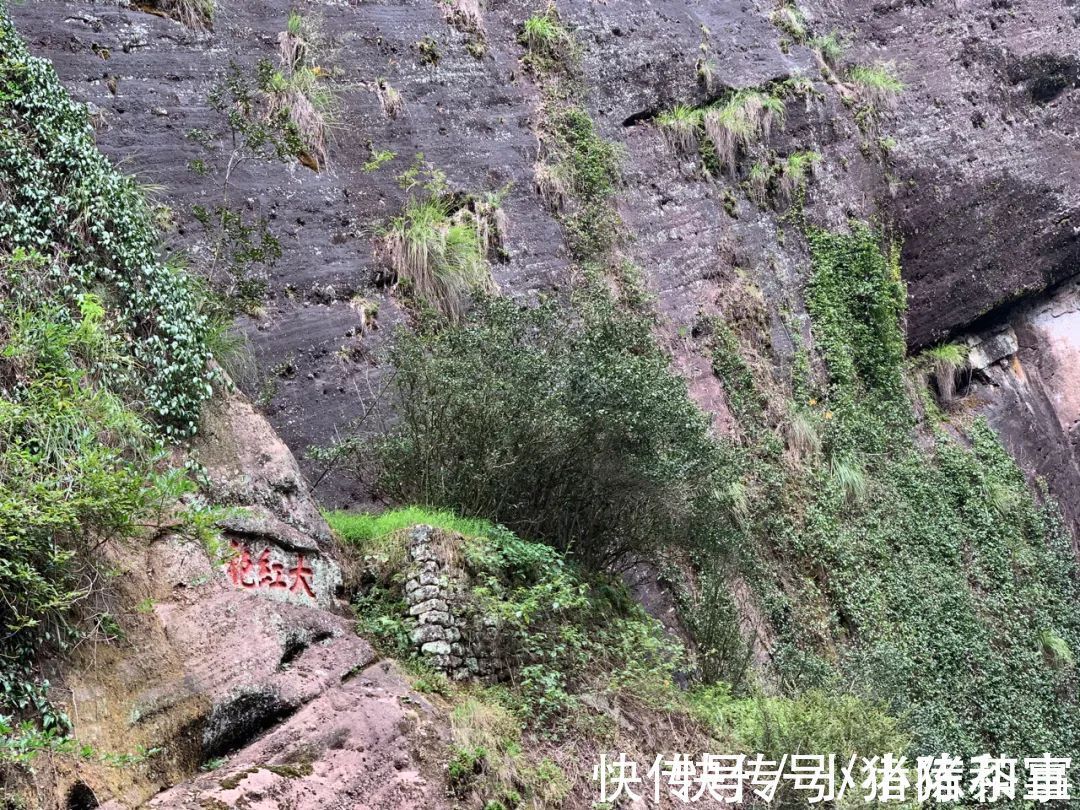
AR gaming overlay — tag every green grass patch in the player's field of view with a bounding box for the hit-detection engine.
[326,506,494,546]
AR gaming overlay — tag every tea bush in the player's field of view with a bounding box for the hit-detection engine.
[0,11,213,438]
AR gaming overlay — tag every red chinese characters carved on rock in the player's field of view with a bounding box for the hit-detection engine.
[227,541,316,599]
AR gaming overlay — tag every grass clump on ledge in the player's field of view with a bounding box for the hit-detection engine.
[144,0,214,31]
[770,3,807,44]
[519,5,576,72]
[916,341,969,405]
[848,62,904,109]
[264,11,337,170]
[375,159,503,322]
[656,103,703,153]
[704,90,786,175]
[656,88,789,177]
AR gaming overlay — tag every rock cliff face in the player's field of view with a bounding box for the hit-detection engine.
[18,390,448,810]
[11,0,1080,513]
[8,0,1080,805]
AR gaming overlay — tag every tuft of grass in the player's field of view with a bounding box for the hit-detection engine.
[376,161,502,321]
[702,90,786,175]
[263,13,337,169]
[697,57,718,92]
[848,63,904,109]
[785,409,822,465]
[919,342,968,404]
[747,161,775,205]
[770,4,807,43]
[520,7,575,69]
[810,31,845,65]
[533,160,569,211]
[152,0,214,31]
[778,149,821,202]
[830,457,868,505]
[656,103,703,154]
[264,66,335,169]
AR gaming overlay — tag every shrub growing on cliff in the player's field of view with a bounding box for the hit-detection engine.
[0,286,177,761]
[343,294,737,567]
[266,12,337,169]
[0,20,214,437]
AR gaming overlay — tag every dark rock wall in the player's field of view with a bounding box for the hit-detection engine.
[10,0,1080,511]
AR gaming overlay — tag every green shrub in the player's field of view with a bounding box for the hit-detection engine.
[0,292,175,751]
[0,17,214,437]
[344,294,735,566]
[544,107,624,263]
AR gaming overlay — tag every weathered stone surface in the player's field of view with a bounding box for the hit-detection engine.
[420,640,452,657]
[970,278,1080,545]
[408,598,449,617]
[967,326,1019,371]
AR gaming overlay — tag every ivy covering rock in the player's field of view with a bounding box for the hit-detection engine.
[0,9,214,439]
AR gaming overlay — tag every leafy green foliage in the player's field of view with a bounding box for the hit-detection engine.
[0,13,216,769]
[542,106,623,264]
[748,222,1080,763]
[334,509,688,730]
[363,148,396,173]
[343,295,736,566]
[691,686,908,807]
[804,223,907,454]
[0,285,186,759]
[0,20,214,437]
